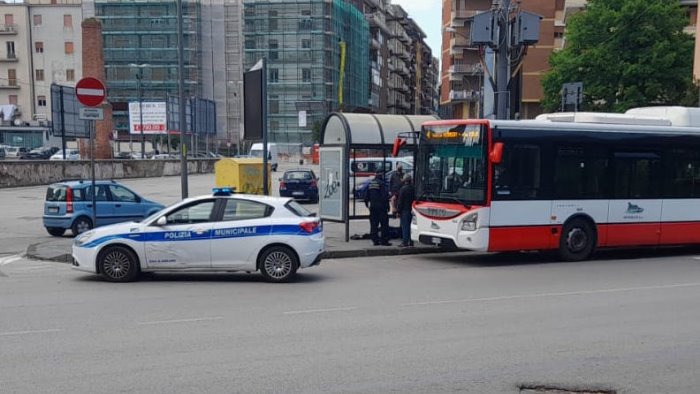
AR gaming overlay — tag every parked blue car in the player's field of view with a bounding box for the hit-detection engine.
[279,169,319,203]
[43,180,165,236]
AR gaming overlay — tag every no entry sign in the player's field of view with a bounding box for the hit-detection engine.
[75,77,106,107]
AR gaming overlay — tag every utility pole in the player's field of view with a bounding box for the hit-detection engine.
[470,1,541,120]
[177,0,188,198]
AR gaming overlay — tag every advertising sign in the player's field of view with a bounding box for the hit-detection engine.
[319,147,345,221]
[129,101,167,134]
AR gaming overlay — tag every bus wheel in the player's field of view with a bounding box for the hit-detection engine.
[559,218,595,261]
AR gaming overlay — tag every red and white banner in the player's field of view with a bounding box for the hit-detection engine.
[128,101,167,135]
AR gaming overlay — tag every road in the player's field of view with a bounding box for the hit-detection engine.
[3,249,700,393]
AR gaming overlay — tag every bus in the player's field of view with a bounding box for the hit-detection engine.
[400,109,700,261]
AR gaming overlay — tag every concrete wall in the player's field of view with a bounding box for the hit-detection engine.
[0,159,217,188]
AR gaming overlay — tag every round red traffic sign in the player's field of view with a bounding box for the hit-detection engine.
[75,77,106,107]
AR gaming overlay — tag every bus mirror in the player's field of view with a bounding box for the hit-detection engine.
[490,142,504,164]
[392,138,406,157]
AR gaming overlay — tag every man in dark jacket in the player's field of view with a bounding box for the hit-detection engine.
[397,173,415,247]
[389,164,404,215]
[364,171,391,246]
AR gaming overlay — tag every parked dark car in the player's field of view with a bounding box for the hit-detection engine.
[20,147,59,160]
[279,169,318,203]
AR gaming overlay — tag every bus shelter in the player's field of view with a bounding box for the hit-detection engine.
[319,113,439,241]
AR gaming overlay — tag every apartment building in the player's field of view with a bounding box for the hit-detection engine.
[0,0,81,148]
[242,0,369,145]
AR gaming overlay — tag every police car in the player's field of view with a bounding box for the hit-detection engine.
[71,188,324,283]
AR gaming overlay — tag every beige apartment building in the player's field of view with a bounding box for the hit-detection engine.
[0,0,81,146]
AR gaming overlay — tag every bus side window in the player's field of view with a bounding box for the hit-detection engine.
[494,144,541,200]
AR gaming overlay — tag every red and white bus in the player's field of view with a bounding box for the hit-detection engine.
[403,110,700,260]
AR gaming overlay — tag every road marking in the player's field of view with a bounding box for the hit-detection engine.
[137,316,224,326]
[0,328,63,337]
[284,307,357,315]
[0,254,23,266]
[402,282,700,307]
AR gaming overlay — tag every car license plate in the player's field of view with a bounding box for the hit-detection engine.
[48,207,59,213]
[293,191,304,196]
[432,237,441,245]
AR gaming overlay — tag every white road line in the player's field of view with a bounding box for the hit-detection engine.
[0,254,23,266]
[402,282,700,307]
[284,307,358,315]
[137,316,224,326]
[0,328,64,337]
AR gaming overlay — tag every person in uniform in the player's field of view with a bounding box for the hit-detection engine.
[364,171,391,246]
[397,173,415,247]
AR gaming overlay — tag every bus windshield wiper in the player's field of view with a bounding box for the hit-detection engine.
[435,195,470,208]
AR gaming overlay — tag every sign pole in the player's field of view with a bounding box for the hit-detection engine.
[262,58,268,196]
[177,0,188,199]
[89,120,96,227]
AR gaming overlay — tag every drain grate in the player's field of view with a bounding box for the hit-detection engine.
[520,384,616,394]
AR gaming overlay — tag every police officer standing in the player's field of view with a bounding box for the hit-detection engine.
[364,171,391,246]
[397,173,415,247]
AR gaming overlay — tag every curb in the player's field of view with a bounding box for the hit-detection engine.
[26,244,456,263]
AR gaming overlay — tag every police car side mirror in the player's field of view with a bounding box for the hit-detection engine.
[156,216,167,226]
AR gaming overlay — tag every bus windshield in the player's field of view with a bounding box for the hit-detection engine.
[416,123,487,206]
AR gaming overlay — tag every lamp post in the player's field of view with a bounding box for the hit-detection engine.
[129,63,149,158]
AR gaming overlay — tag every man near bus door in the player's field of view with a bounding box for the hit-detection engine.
[364,171,391,246]
[397,173,415,248]
[389,164,404,216]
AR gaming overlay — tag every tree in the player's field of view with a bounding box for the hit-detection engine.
[541,0,695,113]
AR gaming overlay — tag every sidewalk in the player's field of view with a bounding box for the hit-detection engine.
[25,218,454,263]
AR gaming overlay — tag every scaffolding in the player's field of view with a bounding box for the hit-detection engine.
[243,0,369,147]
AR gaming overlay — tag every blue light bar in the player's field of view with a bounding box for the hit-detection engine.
[212,187,235,196]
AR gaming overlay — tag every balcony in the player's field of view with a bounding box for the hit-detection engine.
[371,38,381,50]
[451,10,479,22]
[0,80,20,89]
[0,53,17,62]
[449,89,481,102]
[0,24,17,35]
[450,35,472,48]
[367,12,390,34]
[449,63,482,75]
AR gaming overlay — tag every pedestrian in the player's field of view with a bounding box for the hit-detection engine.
[389,164,404,216]
[397,173,415,247]
[364,171,391,246]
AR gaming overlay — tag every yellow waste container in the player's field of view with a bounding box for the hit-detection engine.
[214,158,272,195]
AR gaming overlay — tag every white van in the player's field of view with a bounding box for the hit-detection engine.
[349,156,413,194]
[249,143,279,171]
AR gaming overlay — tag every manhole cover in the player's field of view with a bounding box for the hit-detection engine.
[520,385,616,394]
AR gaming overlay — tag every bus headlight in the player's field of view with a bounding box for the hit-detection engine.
[461,212,478,231]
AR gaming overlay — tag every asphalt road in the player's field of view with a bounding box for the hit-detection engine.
[3,249,700,393]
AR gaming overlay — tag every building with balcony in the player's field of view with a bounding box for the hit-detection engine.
[243,0,369,145]
[0,0,82,148]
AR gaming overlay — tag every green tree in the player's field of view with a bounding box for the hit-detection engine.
[311,120,323,144]
[541,0,695,113]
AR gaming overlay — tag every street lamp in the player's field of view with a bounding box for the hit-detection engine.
[129,63,149,159]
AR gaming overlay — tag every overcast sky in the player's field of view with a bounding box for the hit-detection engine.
[393,0,441,60]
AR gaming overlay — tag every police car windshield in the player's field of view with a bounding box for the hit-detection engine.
[286,200,314,217]
[140,204,172,223]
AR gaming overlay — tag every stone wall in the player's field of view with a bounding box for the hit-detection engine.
[0,159,217,188]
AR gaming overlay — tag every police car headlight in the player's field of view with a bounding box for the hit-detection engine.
[74,230,97,247]
[461,212,478,231]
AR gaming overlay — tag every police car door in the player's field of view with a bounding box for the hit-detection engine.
[143,199,217,268]
[210,198,273,270]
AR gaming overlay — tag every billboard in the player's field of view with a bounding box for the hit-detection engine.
[51,84,89,138]
[319,146,345,222]
[129,101,167,134]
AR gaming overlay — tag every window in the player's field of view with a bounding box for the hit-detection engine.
[302,39,311,49]
[612,152,662,199]
[151,68,165,81]
[66,69,75,81]
[269,100,279,114]
[268,10,277,30]
[244,39,255,49]
[666,149,700,198]
[268,39,278,60]
[286,201,313,217]
[8,69,16,85]
[222,199,271,221]
[553,146,608,199]
[37,95,46,106]
[165,200,215,224]
[6,41,14,59]
[8,95,17,105]
[109,185,138,203]
[301,9,311,16]
[269,68,279,83]
[84,185,109,202]
[33,14,41,26]
[4,14,13,25]
[36,69,44,81]
[64,42,74,55]
[493,144,541,200]
[35,41,43,53]
[63,14,72,28]
[302,68,311,82]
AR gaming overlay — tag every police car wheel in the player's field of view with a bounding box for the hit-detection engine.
[259,246,298,283]
[71,216,92,237]
[98,246,139,283]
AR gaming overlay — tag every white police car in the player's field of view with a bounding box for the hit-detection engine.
[71,188,324,283]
